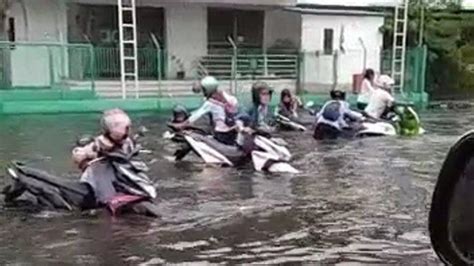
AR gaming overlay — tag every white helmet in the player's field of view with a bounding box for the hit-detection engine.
[101,108,131,142]
[200,76,219,98]
[377,75,395,90]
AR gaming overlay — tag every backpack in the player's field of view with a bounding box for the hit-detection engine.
[322,101,342,122]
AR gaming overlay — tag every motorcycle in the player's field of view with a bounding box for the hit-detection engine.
[357,105,425,137]
[275,114,307,132]
[274,101,320,132]
[167,125,299,174]
[2,147,159,217]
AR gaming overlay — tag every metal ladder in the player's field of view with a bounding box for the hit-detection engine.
[118,0,139,99]
[391,0,409,96]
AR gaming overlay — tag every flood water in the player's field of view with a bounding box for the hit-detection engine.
[0,109,465,265]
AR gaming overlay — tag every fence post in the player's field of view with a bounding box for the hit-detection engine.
[296,51,303,95]
[232,50,237,94]
[157,49,162,97]
[60,43,67,99]
[419,45,428,103]
[48,46,54,89]
[332,50,339,91]
[228,36,238,95]
[263,51,269,77]
[0,45,10,89]
[297,51,305,96]
[150,33,162,98]
[89,44,96,94]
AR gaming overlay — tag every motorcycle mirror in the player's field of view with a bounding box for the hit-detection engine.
[163,131,175,140]
[305,101,315,108]
[137,126,149,137]
[429,131,474,265]
[7,168,18,179]
[76,135,95,147]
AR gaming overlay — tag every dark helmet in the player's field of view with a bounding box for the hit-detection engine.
[200,76,219,98]
[330,90,346,100]
[191,80,202,94]
[172,105,190,121]
[251,81,273,105]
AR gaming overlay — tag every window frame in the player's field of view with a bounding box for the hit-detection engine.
[323,28,334,55]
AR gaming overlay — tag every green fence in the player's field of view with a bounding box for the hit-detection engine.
[0,42,428,106]
[380,46,428,97]
[84,47,164,79]
[0,47,9,88]
[199,53,299,80]
[0,42,95,91]
[0,43,165,90]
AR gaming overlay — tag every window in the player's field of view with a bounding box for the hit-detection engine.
[323,28,334,55]
[8,18,15,43]
[67,4,164,47]
[208,8,264,51]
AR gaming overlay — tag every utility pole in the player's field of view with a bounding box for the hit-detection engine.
[419,0,425,46]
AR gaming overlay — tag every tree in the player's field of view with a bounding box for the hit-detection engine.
[379,0,474,98]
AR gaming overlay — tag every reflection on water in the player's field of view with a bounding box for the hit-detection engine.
[0,110,466,264]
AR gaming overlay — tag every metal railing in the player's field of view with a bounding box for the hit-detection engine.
[87,47,162,79]
[0,42,95,91]
[0,43,426,104]
[198,53,299,80]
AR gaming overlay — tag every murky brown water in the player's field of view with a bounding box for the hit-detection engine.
[0,109,462,265]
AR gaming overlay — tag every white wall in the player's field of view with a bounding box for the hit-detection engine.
[462,0,474,9]
[297,0,399,7]
[301,14,384,92]
[8,0,68,87]
[7,0,301,87]
[165,5,208,79]
[264,9,301,49]
[9,0,209,85]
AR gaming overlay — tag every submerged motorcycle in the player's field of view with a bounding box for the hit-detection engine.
[275,114,308,132]
[165,126,299,174]
[2,148,159,217]
[274,102,319,132]
[357,104,425,137]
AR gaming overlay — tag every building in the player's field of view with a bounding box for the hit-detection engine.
[292,1,386,91]
[1,0,398,100]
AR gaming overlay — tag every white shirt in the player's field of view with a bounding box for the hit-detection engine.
[188,91,239,133]
[364,88,395,119]
[357,79,375,104]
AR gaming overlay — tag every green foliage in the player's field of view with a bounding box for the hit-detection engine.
[381,0,474,97]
